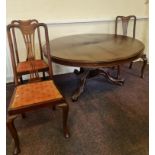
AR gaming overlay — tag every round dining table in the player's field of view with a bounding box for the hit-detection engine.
[45,33,145,101]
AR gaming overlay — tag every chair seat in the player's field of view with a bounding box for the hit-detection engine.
[9,80,63,112]
[17,60,49,74]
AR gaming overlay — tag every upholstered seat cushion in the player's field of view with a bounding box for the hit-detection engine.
[17,60,48,73]
[9,80,63,110]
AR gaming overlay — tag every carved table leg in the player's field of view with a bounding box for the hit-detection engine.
[141,54,147,78]
[57,103,70,138]
[7,115,20,155]
[72,68,125,101]
[99,69,124,85]
[72,70,90,101]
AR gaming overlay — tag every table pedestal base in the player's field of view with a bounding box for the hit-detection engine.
[72,68,124,101]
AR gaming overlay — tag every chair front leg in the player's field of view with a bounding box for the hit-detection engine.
[141,54,147,78]
[57,103,70,138]
[7,115,20,155]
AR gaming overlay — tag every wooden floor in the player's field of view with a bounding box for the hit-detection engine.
[6,62,149,155]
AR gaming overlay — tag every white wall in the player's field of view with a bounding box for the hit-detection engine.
[7,0,148,22]
[6,0,149,83]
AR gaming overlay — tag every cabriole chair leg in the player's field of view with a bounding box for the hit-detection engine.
[62,104,70,138]
[7,115,20,155]
[58,103,70,138]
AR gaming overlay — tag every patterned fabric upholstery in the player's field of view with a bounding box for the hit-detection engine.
[17,60,48,73]
[10,80,63,109]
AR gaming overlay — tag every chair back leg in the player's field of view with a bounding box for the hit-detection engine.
[141,54,147,78]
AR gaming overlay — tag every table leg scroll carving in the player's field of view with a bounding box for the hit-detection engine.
[72,70,90,101]
[72,68,125,101]
[7,115,20,155]
[99,69,124,86]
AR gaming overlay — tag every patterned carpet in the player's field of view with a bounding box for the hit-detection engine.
[6,62,149,155]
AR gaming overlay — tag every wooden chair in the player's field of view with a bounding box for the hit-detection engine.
[7,20,53,85]
[7,80,70,155]
[115,15,147,78]
[7,21,70,155]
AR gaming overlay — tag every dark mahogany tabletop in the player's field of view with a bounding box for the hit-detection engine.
[48,33,145,68]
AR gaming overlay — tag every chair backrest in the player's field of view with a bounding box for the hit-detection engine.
[7,20,53,82]
[115,15,136,38]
